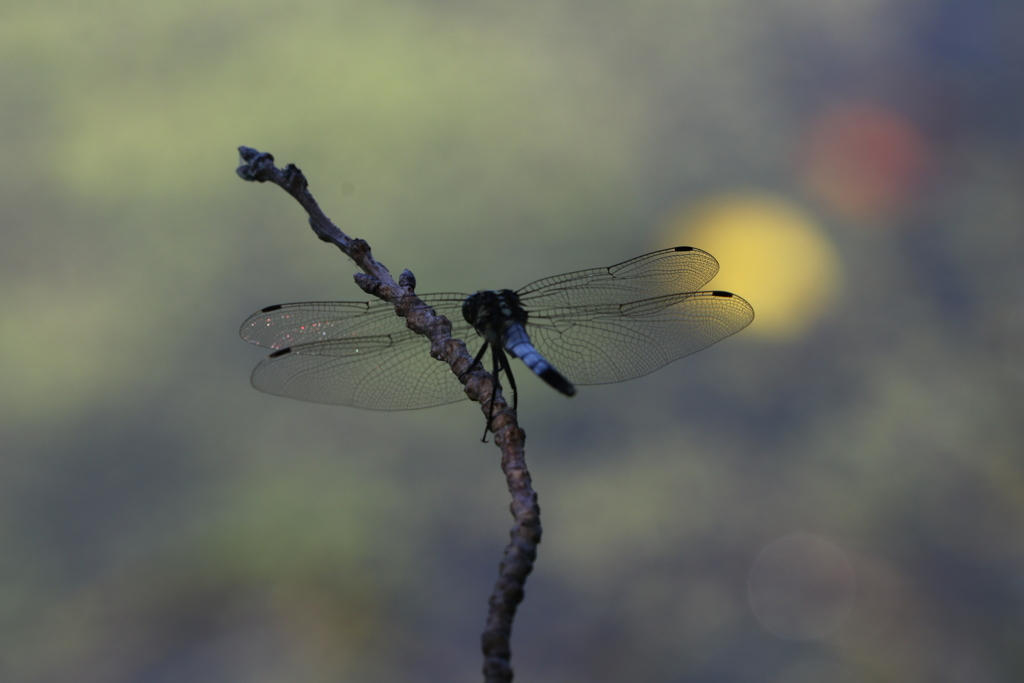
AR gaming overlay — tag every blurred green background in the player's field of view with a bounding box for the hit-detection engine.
[4,1,1024,681]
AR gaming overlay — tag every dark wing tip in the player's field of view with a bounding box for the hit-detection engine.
[674,246,694,252]
[710,290,734,297]
[268,347,292,358]
[261,304,283,312]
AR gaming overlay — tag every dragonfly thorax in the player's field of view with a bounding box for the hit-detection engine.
[462,289,528,345]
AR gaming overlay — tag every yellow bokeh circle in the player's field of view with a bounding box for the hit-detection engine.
[663,193,842,341]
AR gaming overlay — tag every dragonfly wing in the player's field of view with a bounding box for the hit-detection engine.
[516,247,721,308]
[241,295,475,410]
[250,335,470,410]
[525,291,754,385]
[243,299,433,349]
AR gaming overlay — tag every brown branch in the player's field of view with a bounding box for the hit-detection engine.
[236,147,541,683]
[482,424,540,683]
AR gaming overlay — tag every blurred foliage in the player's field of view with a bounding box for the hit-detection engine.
[3,0,1024,681]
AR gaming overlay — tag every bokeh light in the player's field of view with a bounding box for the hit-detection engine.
[664,192,842,341]
[748,534,855,640]
[800,103,931,221]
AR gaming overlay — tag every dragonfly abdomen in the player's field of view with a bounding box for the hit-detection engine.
[503,322,576,397]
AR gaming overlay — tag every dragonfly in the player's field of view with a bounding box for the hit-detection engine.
[240,247,754,425]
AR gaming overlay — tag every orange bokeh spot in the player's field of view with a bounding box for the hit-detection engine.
[801,103,930,220]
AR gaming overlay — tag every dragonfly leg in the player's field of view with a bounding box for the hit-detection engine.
[480,347,518,442]
[461,341,490,378]
[480,348,504,442]
[497,350,518,412]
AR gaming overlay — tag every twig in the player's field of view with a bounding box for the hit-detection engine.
[236,147,540,683]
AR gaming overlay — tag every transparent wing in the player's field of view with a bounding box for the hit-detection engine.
[527,291,754,385]
[239,295,475,410]
[515,247,721,308]
[514,248,751,384]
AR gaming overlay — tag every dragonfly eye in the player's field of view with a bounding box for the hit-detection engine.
[462,292,482,326]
